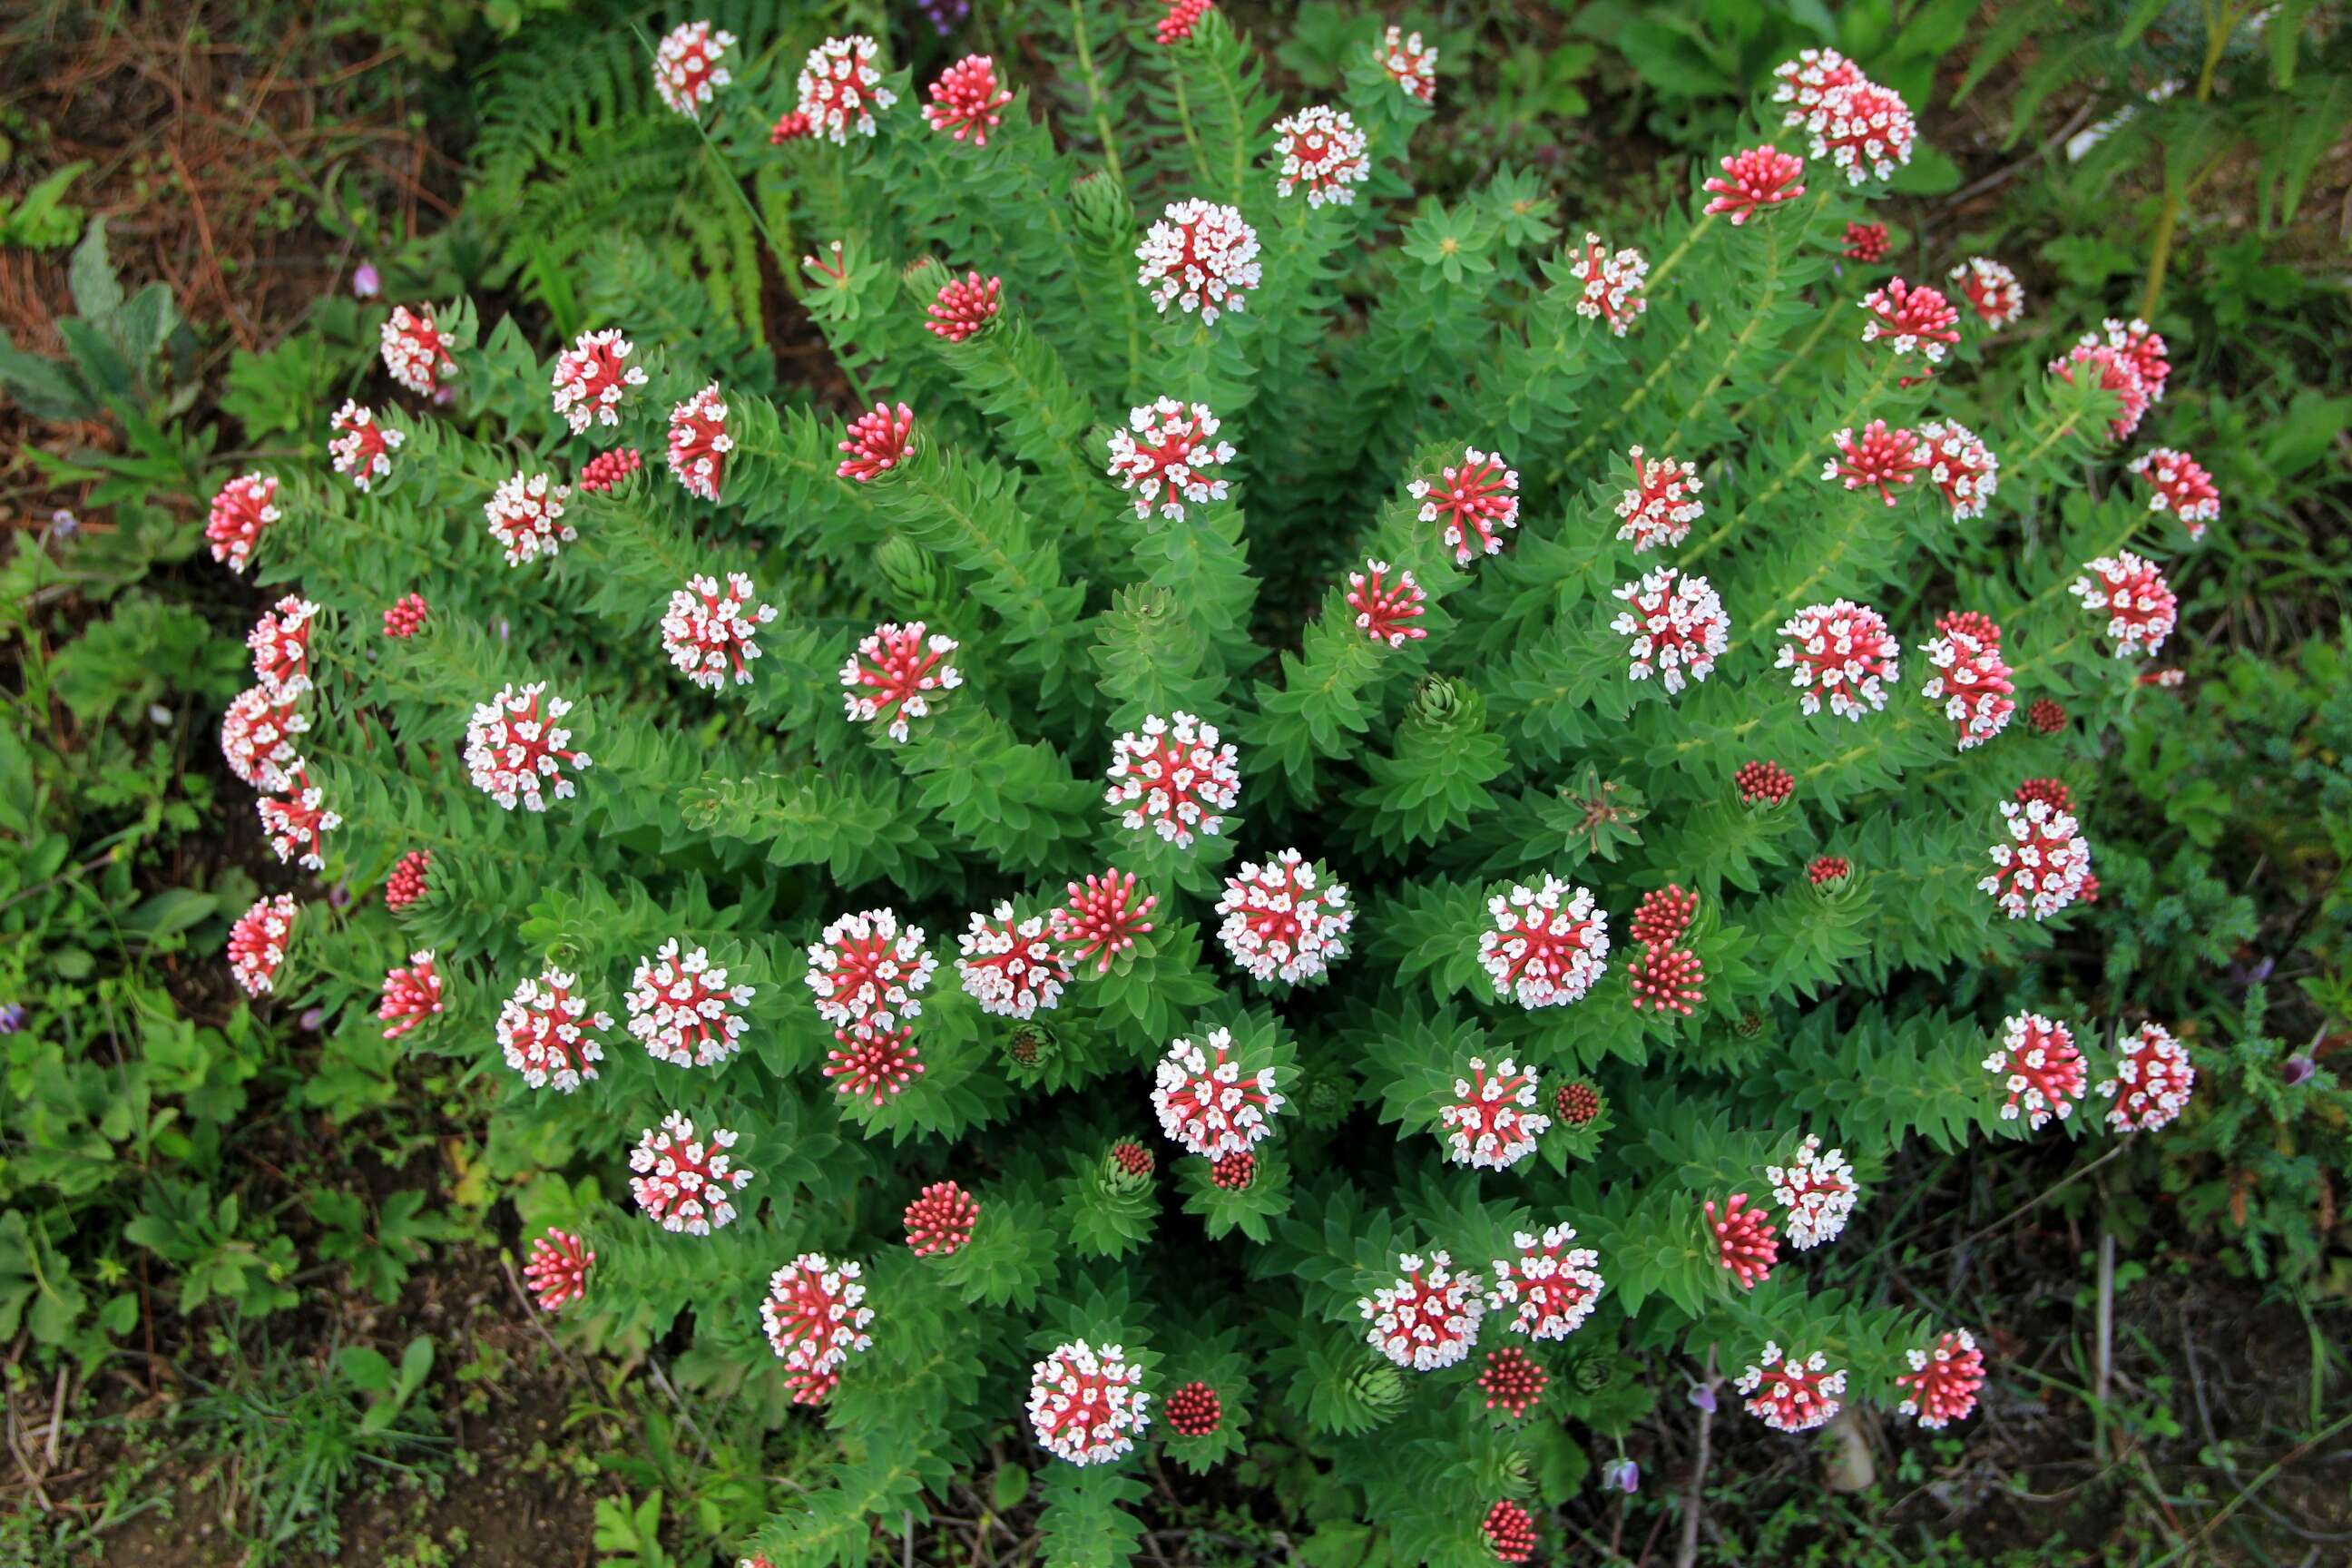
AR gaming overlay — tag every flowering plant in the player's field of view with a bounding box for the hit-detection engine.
[215,15,2217,1563]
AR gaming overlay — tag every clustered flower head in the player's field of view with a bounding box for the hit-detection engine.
[1739,1343,1847,1433]
[1626,942,1707,1014]
[2047,333,2153,440]
[2028,697,2066,735]
[379,305,456,397]
[258,769,341,871]
[1487,1223,1603,1340]
[1051,869,1159,973]
[840,622,962,741]
[578,447,642,493]
[497,968,612,1092]
[551,328,648,434]
[660,571,778,691]
[1842,220,1888,262]
[205,473,281,573]
[2072,551,2177,658]
[923,54,1011,144]
[2076,316,2171,405]
[760,1253,874,1405]
[1345,560,1428,647]
[377,949,443,1039]
[653,21,735,118]
[1701,144,1807,224]
[1569,232,1648,334]
[628,1112,752,1235]
[382,593,428,638]
[328,401,403,492]
[1378,26,1438,102]
[1611,567,1728,696]
[1360,1250,1485,1370]
[1165,1380,1222,1437]
[769,110,811,143]
[1476,1347,1548,1418]
[1413,446,1520,564]
[1777,598,1900,720]
[1216,849,1353,984]
[2127,448,2219,539]
[1629,885,1699,948]
[524,1230,593,1312]
[626,940,754,1069]
[1438,1057,1550,1170]
[228,892,299,996]
[904,1181,979,1256]
[1109,1140,1155,1181]
[1984,798,2093,921]
[1859,278,1961,363]
[1917,418,1999,522]
[1985,1012,2087,1129]
[956,902,1071,1018]
[797,34,897,142]
[1554,1080,1602,1126]
[826,1024,925,1105]
[1808,855,1852,887]
[248,594,318,699]
[1704,1193,1778,1288]
[925,272,1002,342]
[464,681,591,811]
[1896,1329,1985,1428]
[1107,397,1236,522]
[2101,1021,2195,1132]
[1824,420,1927,505]
[1155,0,1211,46]
[1028,1340,1150,1465]
[1919,610,2015,750]
[1767,1133,1858,1250]
[666,382,732,501]
[1272,105,1369,207]
[220,687,305,790]
[806,907,936,1031]
[1777,49,1916,183]
[1136,199,1261,325]
[484,471,575,566]
[1949,257,2024,328]
[1615,446,1704,552]
[1210,1151,1255,1190]
[1153,1026,1285,1157]
[1736,760,1794,807]
[1483,1501,1536,1564]
[1105,710,1240,847]
[384,848,431,911]
[2015,777,2073,814]
[838,401,916,482]
[1480,876,1610,1008]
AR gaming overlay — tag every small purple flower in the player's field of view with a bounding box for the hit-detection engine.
[2283,1054,2317,1087]
[299,1006,327,1031]
[1602,1457,1640,1494]
[1687,1382,1718,1413]
[354,262,381,299]
[2233,955,2277,987]
[328,882,354,910]
[47,508,78,540]
[0,1003,27,1034]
